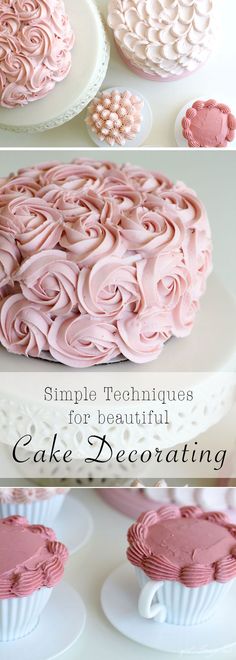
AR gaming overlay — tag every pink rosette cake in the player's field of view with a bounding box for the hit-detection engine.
[0,0,74,108]
[0,159,212,368]
[0,487,70,525]
[0,515,68,641]
[182,100,236,148]
[127,505,236,625]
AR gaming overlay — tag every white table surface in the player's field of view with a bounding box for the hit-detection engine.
[0,0,235,147]
[52,488,236,660]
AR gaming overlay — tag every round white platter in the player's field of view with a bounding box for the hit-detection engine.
[101,563,236,654]
[0,0,109,134]
[1,582,86,660]
[86,87,153,147]
[54,492,93,555]
[175,99,236,149]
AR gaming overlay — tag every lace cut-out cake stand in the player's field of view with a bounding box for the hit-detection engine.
[0,276,235,484]
[0,0,109,134]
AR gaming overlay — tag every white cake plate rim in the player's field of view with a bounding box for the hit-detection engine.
[101,563,236,654]
[0,0,110,133]
[0,581,86,660]
[54,491,93,555]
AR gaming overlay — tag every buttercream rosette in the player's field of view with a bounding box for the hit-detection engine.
[0,159,212,367]
[107,0,215,81]
[0,0,74,108]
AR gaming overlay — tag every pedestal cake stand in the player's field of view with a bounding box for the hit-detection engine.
[0,276,235,484]
[0,0,109,134]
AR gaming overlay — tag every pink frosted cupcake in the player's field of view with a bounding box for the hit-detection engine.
[0,515,68,641]
[182,100,236,148]
[0,488,70,527]
[127,505,236,626]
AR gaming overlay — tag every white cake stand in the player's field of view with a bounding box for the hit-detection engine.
[101,563,236,654]
[0,0,109,134]
[1,582,86,660]
[0,276,235,483]
[175,99,236,149]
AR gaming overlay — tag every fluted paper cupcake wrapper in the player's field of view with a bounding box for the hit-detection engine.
[0,588,52,641]
[136,568,233,626]
[0,493,66,526]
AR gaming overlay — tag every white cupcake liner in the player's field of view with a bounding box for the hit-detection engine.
[0,493,66,526]
[136,568,233,626]
[0,587,52,641]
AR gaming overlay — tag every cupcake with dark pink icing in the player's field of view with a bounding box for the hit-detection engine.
[127,505,236,626]
[182,100,236,148]
[0,515,68,641]
[0,487,70,526]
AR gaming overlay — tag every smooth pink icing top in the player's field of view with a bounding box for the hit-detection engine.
[0,0,74,108]
[0,515,68,598]
[182,100,236,148]
[0,159,212,367]
[127,506,236,587]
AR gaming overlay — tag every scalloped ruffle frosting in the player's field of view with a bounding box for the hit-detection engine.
[0,515,68,599]
[0,487,70,503]
[182,99,236,148]
[108,0,214,79]
[127,506,236,587]
[0,0,74,108]
[144,486,236,510]
[0,159,212,367]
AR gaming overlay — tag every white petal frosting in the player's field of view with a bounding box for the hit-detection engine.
[107,0,215,78]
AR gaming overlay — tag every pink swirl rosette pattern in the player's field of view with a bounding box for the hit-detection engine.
[0,0,74,108]
[127,506,236,588]
[0,159,212,366]
[0,515,68,599]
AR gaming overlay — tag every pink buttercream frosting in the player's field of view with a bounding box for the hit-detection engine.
[0,487,70,503]
[127,506,236,588]
[0,159,212,367]
[182,100,236,148]
[0,0,74,108]
[0,515,68,599]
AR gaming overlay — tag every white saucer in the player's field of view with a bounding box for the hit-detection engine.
[86,87,153,148]
[175,99,236,149]
[101,563,236,654]
[0,0,109,133]
[54,492,93,555]
[1,582,86,660]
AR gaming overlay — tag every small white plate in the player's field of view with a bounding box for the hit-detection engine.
[1,582,86,660]
[175,99,236,149]
[101,563,236,654]
[0,0,109,133]
[86,87,153,148]
[54,492,93,555]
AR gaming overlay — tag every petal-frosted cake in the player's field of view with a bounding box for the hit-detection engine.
[108,0,215,81]
[0,0,74,108]
[0,159,212,367]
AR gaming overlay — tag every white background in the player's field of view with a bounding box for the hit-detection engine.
[0,0,235,147]
[48,488,236,660]
[0,149,235,297]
